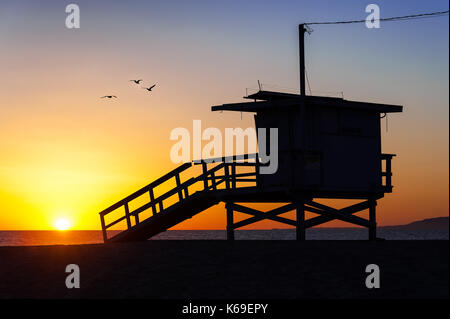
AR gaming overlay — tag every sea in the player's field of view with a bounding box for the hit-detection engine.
[0,228,448,246]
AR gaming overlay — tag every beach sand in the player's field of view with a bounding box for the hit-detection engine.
[0,240,447,299]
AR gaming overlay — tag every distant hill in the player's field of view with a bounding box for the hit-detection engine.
[384,217,449,230]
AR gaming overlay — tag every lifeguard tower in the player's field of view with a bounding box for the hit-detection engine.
[98,25,402,242]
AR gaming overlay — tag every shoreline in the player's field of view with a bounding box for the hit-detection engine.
[0,228,448,247]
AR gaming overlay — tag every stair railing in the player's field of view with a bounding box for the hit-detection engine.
[100,154,262,242]
[99,162,192,242]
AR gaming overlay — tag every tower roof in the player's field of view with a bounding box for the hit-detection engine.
[212,90,403,113]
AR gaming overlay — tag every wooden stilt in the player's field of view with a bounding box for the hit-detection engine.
[226,202,235,240]
[296,200,305,241]
[369,198,377,241]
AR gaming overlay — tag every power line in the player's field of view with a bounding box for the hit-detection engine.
[305,69,312,95]
[305,10,448,25]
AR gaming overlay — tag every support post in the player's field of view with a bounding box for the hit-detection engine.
[211,171,217,191]
[175,173,183,201]
[226,202,234,240]
[183,185,189,198]
[255,155,261,189]
[124,203,132,229]
[231,163,236,189]
[224,164,231,190]
[369,198,377,240]
[296,200,305,241]
[202,162,208,190]
[299,24,306,96]
[149,188,157,216]
[100,215,107,243]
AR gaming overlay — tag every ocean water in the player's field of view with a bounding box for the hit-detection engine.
[0,228,448,246]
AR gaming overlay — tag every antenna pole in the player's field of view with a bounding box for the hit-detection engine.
[299,24,306,96]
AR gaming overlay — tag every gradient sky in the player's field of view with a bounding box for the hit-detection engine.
[0,0,448,230]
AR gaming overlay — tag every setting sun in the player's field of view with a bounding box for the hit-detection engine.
[54,218,71,231]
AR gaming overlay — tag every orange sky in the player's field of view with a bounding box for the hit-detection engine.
[0,1,448,230]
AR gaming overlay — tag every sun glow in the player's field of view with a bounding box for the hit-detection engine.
[54,218,71,231]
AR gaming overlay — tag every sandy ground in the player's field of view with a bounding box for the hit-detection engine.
[0,241,447,299]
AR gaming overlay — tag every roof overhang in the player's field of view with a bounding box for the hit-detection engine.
[212,91,403,113]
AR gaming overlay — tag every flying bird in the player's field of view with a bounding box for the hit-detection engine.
[100,95,117,99]
[142,84,156,92]
[130,79,143,84]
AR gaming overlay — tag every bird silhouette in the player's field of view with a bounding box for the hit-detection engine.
[142,84,156,92]
[101,95,117,99]
[130,79,143,84]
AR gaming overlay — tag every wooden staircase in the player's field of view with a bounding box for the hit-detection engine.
[99,154,261,243]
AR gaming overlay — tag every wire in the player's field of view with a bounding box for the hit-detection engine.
[305,69,312,95]
[304,10,448,25]
[386,114,389,132]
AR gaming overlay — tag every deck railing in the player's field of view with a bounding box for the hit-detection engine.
[381,153,395,193]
